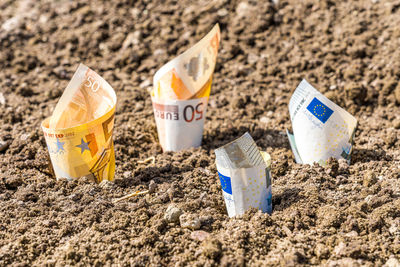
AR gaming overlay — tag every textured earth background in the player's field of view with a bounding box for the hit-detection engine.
[1,0,400,266]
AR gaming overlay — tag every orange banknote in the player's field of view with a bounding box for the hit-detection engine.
[151,24,220,151]
[42,64,117,182]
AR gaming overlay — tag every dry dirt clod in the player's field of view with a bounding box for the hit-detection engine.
[384,129,397,147]
[317,205,342,228]
[363,171,378,187]
[314,243,329,259]
[4,176,23,190]
[326,258,363,267]
[326,158,339,177]
[201,238,222,259]
[148,180,157,194]
[346,82,367,104]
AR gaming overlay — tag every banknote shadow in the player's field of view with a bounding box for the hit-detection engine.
[351,147,391,164]
[272,187,302,212]
[202,127,290,151]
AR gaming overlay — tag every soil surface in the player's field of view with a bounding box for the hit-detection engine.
[1,0,400,266]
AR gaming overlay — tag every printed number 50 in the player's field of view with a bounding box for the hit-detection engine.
[184,103,204,122]
[84,76,100,92]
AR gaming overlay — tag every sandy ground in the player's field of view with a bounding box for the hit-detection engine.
[0,0,400,266]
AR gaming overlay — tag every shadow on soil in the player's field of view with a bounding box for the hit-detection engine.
[202,126,290,151]
[351,147,392,164]
[272,187,302,212]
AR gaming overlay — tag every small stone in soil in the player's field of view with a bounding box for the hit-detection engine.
[139,79,151,89]
[180,213,201,230]
[236,2,252,18]
[190,230,210,241]
[164,204,182,223]
[123,171,131,179]
[392,119,400,129]
[0,92,5,105]
[395,83,400,104]
[384,257,400,267]
[154,48,165,57]
[68,193,82,201]
[98,180,113,189]
[260,116,269,124]
[217,8,228,17]
[0,140,10,152]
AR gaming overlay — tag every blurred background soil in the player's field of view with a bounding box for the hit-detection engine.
[0,0,399,266]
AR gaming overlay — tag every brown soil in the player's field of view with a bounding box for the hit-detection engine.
[1,0,400,266]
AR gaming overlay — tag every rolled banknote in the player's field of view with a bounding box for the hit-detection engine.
[41,64,117,182]
[287,79,358,165]
[151,24,220,151]
[215,132,272,217]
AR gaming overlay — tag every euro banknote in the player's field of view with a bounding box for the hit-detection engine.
[215,132,273,217]
[287,79,358,165]
[42,64,117,182]
[151,24,220,151]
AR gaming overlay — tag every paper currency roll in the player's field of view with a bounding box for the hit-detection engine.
[151,97,208,151]
[287,79,358,165]
[215,133,273,217]
[151,24,220,151]
[42,64,117,182]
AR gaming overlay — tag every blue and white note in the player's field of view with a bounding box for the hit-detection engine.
[287,79,358,165]
[215,133,272,217]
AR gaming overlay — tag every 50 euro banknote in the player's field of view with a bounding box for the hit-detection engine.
[151,24,220,151]
[287,79,358,165]
[42,64,117,183]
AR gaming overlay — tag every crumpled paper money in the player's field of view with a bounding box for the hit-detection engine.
[41,64,117,182]
[215,132,272,217]
[287,79,358,165]
[151,24,220,151]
